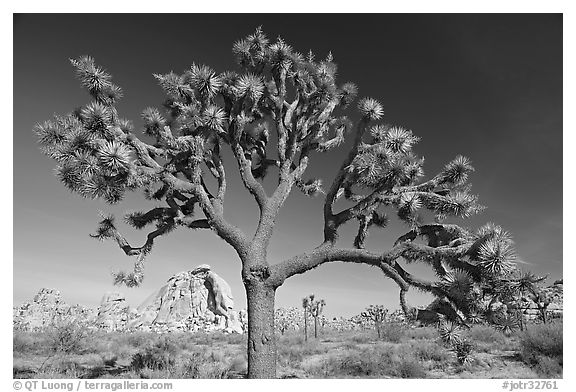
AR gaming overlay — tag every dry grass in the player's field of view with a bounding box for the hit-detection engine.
[13,321,561,379]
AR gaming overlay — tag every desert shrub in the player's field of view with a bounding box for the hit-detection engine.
[405,326,437,340]
[451,339,474,365]
[379,322,405,343]
[172,351,204,378]
[48,357,84,377]
[171,349,234,379]
[222,333,246,345]
[13,331,48,354]
[396,357,427,378]
[278,339,326,367]
[37,354,103,378]
[519,322,562,377]
[228,355,247,373]
[45,316,90,354]
[100,352,118,367]
[125,332,155,348]
[130,336,180,371]
[350,331,372,344]
[278,332,306,346]
[464,324,506,345]
[334,351,376,376]
[533,356,563,378]
[314,346,426,378]
[411,341,450,363]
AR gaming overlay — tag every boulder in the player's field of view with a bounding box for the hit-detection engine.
[94,292,136,331]
[130,265,243,333]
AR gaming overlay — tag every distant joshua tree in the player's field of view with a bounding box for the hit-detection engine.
[311,296,326,338]
[302,296,311,342]
[513,271,551,325]
[35,27,519,378]
[361,305,388,338]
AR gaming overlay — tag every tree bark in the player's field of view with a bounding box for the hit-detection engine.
[314,317,318,339]
[304,309,308,342]
[246,282,277,379]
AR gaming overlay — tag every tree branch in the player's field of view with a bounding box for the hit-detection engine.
[323,118,369,242]
[231,138,268,209]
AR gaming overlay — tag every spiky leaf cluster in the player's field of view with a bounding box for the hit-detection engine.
[70,56,123,106]
[468,223,517,275]
[451,339,474,365]
[438,319,463,345]
[346,128,424,190]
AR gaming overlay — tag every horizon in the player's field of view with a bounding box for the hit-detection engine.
[13,14,562,319]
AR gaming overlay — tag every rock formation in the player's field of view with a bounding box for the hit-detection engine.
[130,264,243,333]
[413,279,564,325]
[14,265,245,334]
[13,288,94,331]
[518,280,563,320]
[94,292,137,331]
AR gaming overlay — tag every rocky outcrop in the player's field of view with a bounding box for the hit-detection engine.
[413,280,564,325]
[129,264,244,333]
[518,280,563,320]
[13,289,94,331]
[14,265,245,334]
[94,292,137,331]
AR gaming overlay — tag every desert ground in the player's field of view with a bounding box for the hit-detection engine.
[13,320,562,379]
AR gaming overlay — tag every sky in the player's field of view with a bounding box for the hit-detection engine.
[13,14,562,318]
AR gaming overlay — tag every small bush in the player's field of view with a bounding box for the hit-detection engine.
[396,358,426,378]
[173,352,204,378]
[278,339,326,367]
[13,332,47,354]
[411,341,450,362]
[125,332,155,348]
[45,316,90,354]
[464,325,506,345]
[533,356,563,378]
[405,327,437,340]
[451,339,474,365]
[519,322,562,377]
[350,332,372,344]
[314,346,425,378]
[379,323,405,343]
[228,356,247,373]
[520,323,562,361]
[130,337,180,371]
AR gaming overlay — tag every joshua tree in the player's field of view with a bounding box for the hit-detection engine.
[516,272,551,324]
[477,269,548,331]
[302,296,310,342]
[361,305,388,338]
[303,294,325,339]
[35,28,518,378]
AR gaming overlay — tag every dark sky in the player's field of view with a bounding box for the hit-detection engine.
[13,14,562,317]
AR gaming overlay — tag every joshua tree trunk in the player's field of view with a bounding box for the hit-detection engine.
[539,306,548,324]
[314,317,318,338]
[376,321,382,338]
[304,309,308,342]
[246,281,277,379]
